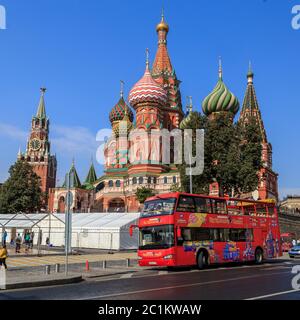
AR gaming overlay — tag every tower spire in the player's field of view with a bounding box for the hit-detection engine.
[218,56,223,80]
[36,87,47,118]
[120,80,124,98]
[247,61,254,83]
[186,96,193,113]
[146,48,150,69]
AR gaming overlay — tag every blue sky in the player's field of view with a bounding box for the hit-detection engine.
[0,0,299,199]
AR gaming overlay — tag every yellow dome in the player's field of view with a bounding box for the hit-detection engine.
[156,15,169,33]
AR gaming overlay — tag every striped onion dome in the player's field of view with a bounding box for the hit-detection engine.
[202,63,239,116]
[109,97,134,124]
[128,61,167,109]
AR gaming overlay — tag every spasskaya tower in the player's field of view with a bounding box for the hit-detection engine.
[18,88,57,195]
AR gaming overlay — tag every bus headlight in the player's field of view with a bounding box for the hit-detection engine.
[163,254,174,260]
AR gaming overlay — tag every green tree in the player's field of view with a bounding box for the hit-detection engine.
[0,160,43,213]
[178,112,262,197]
[136,187,155,204]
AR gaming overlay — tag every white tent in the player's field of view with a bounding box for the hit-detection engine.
[30,212,140,250]
[0,213,48,243]
[0,213,140,250]
[54,212,140,250]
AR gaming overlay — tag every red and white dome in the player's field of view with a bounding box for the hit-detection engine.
[128,64,167,108]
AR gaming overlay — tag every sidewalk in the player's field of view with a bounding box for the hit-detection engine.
[1,258,147,291]
[6,251,138,269]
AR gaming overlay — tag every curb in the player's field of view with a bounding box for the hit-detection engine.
[3,275,82,290]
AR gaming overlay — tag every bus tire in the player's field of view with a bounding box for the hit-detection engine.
[255,248,263,264]
[197,251,208,270]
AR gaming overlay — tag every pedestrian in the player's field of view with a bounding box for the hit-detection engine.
[2,230,7,247]
[0,245,8,270]
[15,234,22,253]
[24,232,30,252]
[30,231,34,249]
[292,239,297,247]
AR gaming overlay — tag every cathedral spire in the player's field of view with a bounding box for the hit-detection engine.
[239,64,267,142]
[36,88,47,119]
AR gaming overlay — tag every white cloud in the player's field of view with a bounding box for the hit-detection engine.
[51,125,98,156]
[0,123,27,141]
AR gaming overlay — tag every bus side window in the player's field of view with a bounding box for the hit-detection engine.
[211,199,227,214]
[176,196,196,212]
[182,228,192,241]
[195,197,210,213]
[219,229,230,242]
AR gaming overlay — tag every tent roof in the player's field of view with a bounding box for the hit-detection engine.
[0,213,48,228]
[54,212,140,229]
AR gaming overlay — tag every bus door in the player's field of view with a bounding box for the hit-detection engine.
[175,227,197,266]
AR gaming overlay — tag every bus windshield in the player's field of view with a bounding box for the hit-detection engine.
[139,225,174,250]
[141,198,176,217]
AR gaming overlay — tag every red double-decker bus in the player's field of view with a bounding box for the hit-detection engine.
[135,192,282,269]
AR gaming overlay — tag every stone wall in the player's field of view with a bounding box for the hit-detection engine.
[278,212,300,238]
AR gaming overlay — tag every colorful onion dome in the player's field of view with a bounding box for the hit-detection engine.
[109,96,134,124]
[112,113,133,137]
[202,60,240,116]
[129,50,167,109]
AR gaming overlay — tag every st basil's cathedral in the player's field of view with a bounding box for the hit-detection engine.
[37,12,277,213]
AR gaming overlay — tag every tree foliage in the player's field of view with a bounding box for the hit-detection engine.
[0,160,43,213]
[136,187,155,204]
[178,112,262,197]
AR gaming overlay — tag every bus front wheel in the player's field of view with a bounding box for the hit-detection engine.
[255,248,263,264]
[197,251,208,269]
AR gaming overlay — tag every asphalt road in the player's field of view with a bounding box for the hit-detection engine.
[1,259,300,300]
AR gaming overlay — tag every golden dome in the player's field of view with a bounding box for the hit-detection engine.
[156,15,169,33]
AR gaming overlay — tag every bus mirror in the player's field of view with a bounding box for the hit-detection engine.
[177,227,182,239]
[129,225,137,237]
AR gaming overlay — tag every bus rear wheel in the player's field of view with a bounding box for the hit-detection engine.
[255,248,263,264]
[197,251,208,270]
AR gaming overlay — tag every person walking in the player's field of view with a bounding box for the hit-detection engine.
[15,234,22,253]
[30,231,34,249]
[2,230,7,247]
[292,239,297,247]
[0,245,8,270]
[24,232,30,253]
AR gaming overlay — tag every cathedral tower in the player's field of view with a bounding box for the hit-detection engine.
[239,65,278,201]
[18,88,57,194]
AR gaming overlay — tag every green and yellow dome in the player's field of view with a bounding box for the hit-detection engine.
[202,62,239,116]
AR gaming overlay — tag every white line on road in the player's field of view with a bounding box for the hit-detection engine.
[158,271,169,275]
[79,270,291,300]
[120,273,133,279]
[246,289,300,300]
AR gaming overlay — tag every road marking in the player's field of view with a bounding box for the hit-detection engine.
[284,262,292,265]
[246,289,300,300]
[120,273,133,279]
[158,271,168,275]
[79,270,291,300]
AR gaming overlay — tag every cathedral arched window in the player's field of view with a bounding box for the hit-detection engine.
[139,177,143,185]
[147,177,152,184]
[173,176,177,184]
[108,180,114,188]
[132,177,137,185]
[164,177,168,184]
[116,180,121,188]
[153,177,157,184]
